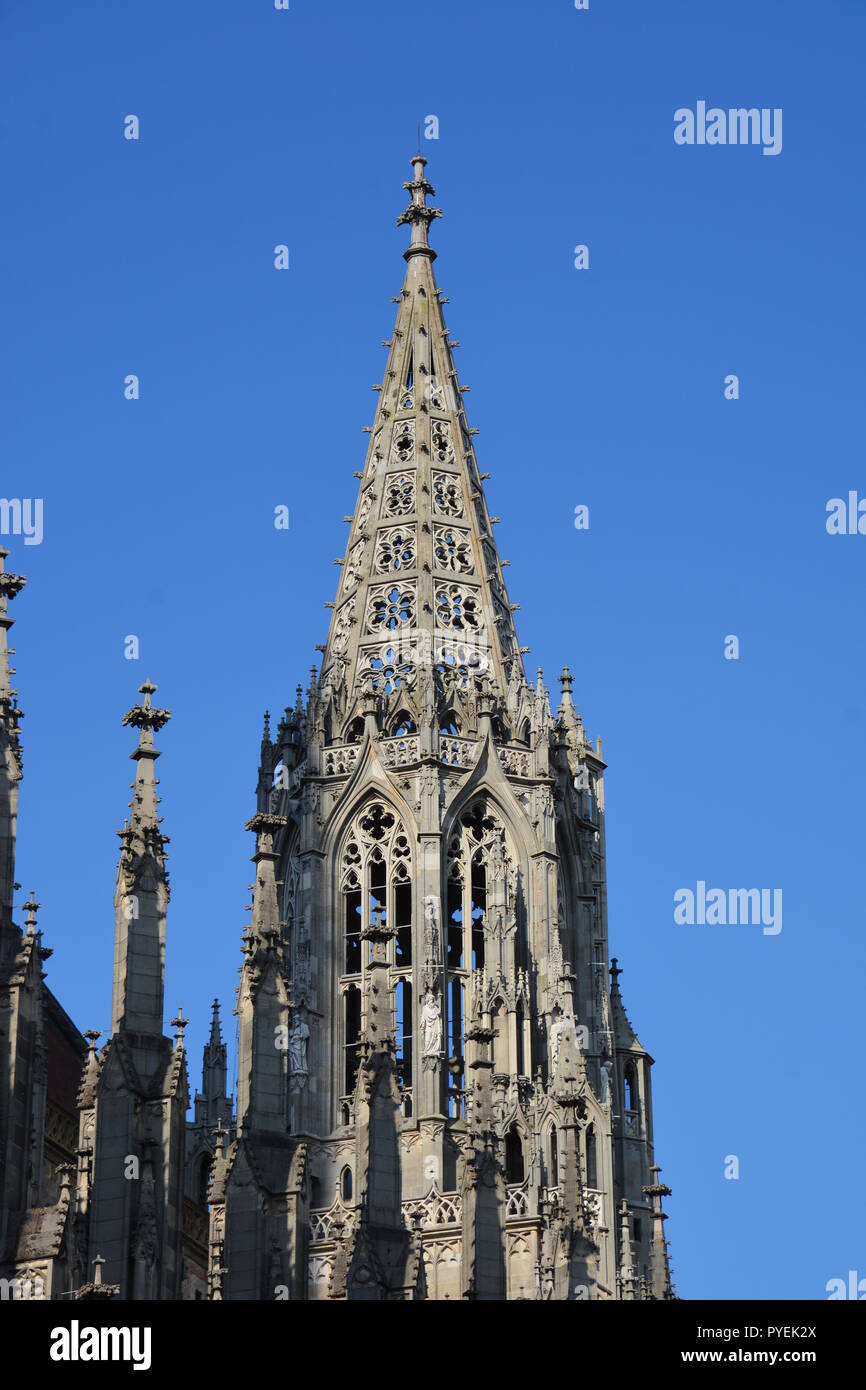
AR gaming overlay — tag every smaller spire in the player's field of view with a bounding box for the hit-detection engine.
[397,153,442,261]
[171,1006,189,1046]
[22,889,40,934]
[121,679,171,835]
[643,1164,674,1300]
[209,998,222,1046]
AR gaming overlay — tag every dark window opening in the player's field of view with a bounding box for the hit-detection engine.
[470,859,486,969]
[395,979,413,1089]
[505,1126,525,1184]
[344,986,361,1096]
[394,881,412,965]
[344,888,362,973]
[586,1125,597,1189]
[447,978,464,1118]
[447,880,463,969]
[548,1127,559,1188]
[197,1156,212,1207]
[515,999,525,1076]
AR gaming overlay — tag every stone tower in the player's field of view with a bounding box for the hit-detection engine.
[209,154,675,1300]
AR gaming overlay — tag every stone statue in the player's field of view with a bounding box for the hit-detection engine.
[600,1059,614,1105]
[289,1012,310,1075]
[549,1011,568,1072]
[420,989,442,1058]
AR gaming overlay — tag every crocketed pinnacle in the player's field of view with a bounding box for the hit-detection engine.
[397,153,442,261]
[243,812,286,949]
[121,678,171,835]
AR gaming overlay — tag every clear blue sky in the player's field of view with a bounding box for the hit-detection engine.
[2,0,864,1300]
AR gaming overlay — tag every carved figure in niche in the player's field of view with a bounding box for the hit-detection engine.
[289,1010,310,1075]
[420,988,442,1057]
[600,1059,614,1105]
[549,1009,568,1073]
[423,894,440,961]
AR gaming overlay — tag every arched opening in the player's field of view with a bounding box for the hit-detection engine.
[391,710,417,737]
[310,1175,322,1209]
[343,985,361,1096]
[548,1124,559,1189]
[197,1155,212,1207]
[586,1124,597,1189]
[515,998,526,1076]
[491,1001,508,1074]
[344,716,365,744]
[340,1167,353,1202]
[395,978,413,1091]
[505,1125,525,1184]
[441,710,461,736]
[624,1063,637,1118]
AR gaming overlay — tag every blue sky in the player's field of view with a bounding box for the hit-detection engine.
[2,0,864,1299]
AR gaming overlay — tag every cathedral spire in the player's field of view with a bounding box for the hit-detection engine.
[317,155,525,745]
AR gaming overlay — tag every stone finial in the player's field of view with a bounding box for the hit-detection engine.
[397,152,442,260]
[22,890,40,933]
[171,1007,189,1046]
[122,678,171,743]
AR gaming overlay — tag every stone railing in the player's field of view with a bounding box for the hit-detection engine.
[381,734,420,768]
[505,1183,530,1219]
[496,744,533,778]
[439,734,477,768]
[323,744,360,777]
[309,1191,460,1244]
[308,1200,356,1243]
[402,1189,461,1229]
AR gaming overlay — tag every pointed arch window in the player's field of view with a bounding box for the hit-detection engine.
[505,1125,525,1184]
[624,1062,639,1130]
[343,985,361,1095]
[445,799,520,1108]
[399,354,414,409]
[338,801,413,1116]
[586,1123,597,1189]
[547,1124,559,1189]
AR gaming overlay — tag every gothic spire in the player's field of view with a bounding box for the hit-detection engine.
[643,1165,674,1300]
[317,154,525,734]
[110,680,172,1035]
[609,957,648,1055]
[235,812,290,1133]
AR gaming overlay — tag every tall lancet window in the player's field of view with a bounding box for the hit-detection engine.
[445,800,517,1117]
[338,801,413,1117]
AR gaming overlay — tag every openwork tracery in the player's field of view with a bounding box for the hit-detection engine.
[339,801,413,1101]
